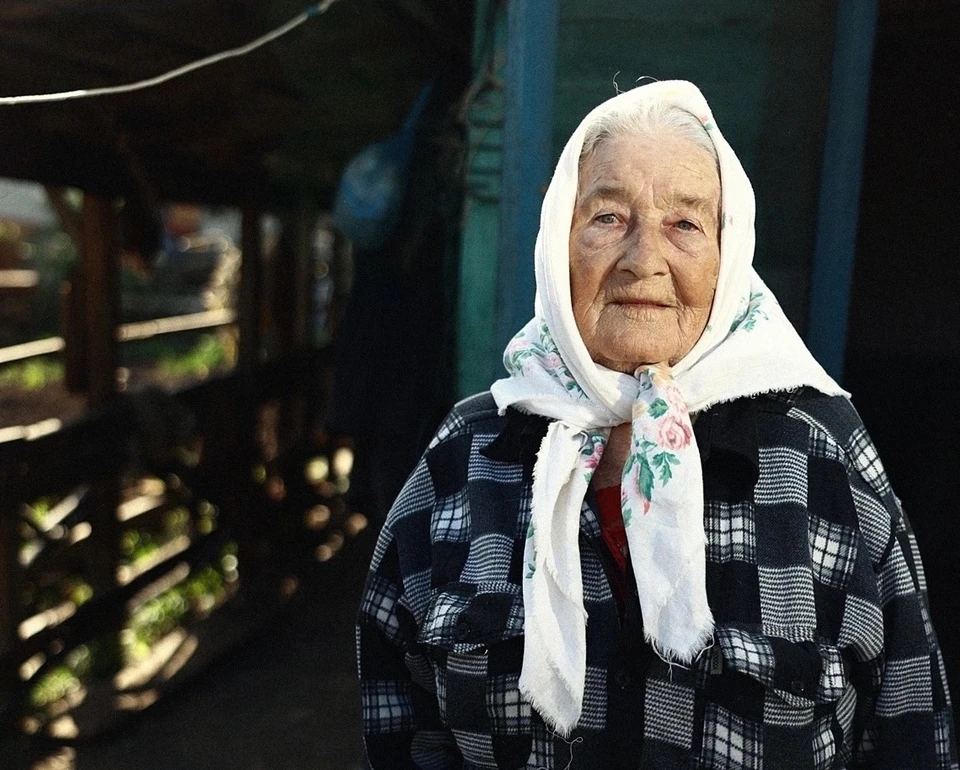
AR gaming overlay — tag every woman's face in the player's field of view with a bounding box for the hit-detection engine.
[569,131,721,373]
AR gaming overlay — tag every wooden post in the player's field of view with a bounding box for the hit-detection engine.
[292,200,315,350]
[47,186,88,395]
[79,195,124,679]
[272,216,297,358]
[234,200,267,586]
[274,200,317,449]
[327,225,352,344]
[81,195,120,408]
[60,268,87,393]
[238,203,264,371]
[0,443,22,710]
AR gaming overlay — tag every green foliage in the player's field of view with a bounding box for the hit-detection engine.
[120,531,159,564]
[0,359,64,390]
[24,498,52,528]
[121,332,231,381]
[126,588,189,657]
[29,666,81,708]
[125,565,227,659]
[158,335,228,379]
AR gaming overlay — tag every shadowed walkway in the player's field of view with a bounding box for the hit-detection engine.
[26,529,376,770]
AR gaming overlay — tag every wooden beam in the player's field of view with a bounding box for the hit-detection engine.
[80,195,120,407]
[0,337,64,366]
[118,309,235,343]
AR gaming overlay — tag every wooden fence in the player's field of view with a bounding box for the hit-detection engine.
[0,346,362,740]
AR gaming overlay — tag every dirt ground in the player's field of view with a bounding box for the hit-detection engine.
[22,529,376,770]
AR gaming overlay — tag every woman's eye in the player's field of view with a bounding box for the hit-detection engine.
[595,213,618,225]
[675,220,699,232]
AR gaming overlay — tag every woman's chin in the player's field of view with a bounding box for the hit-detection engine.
[594,351,673,375]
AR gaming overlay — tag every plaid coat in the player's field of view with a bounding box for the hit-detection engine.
[357,388,957,769]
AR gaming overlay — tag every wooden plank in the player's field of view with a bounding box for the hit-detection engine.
[0,310,234,368]
[81,195,120,407]
[0,270,39,289]
[10,410,130,503]
[117,309,236,343]
[0,337,64,366]
[20,535,96,586]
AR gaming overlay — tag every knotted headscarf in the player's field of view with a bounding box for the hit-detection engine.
[490,80,847,736]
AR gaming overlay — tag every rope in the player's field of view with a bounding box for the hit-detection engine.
[0,1,337,106]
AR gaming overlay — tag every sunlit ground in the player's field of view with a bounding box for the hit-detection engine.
[23,519,375,770]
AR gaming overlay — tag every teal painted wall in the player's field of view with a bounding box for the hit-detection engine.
[457,0,507,397]
[553,0,837,330]
[457,1,839,395]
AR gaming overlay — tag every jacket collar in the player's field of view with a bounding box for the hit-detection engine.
[479,407,550,470]
[692,396,760,493]
[480,398,759,492]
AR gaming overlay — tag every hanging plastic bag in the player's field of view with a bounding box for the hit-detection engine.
[333,79,435,250]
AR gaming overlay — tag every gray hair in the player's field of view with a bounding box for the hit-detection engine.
[579,101,719,170]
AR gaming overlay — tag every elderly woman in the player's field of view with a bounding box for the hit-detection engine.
[356,81,956,769]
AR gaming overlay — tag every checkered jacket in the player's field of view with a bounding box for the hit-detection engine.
[356,388,957,769]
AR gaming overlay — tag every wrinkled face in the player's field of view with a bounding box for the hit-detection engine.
[569,132,721,372]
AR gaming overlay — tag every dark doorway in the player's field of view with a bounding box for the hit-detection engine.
[845,0,960,700]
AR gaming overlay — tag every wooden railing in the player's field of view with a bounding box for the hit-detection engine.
[0,309,236,367]
[0,347,363,740]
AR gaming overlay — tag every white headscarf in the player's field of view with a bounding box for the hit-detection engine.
[490,80,847,736]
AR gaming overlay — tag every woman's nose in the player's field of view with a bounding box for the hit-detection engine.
[618,224,669,277]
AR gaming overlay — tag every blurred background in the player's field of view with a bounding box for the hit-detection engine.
[0,1,955,768]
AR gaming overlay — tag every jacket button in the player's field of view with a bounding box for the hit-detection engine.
[790,678,807,696]
[615,668,631,689]
[453,617,471,642]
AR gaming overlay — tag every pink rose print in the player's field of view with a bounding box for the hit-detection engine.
[658,416,692,451]
[583,441,604,471]
[540,352,563,372]
[661,379,684,410]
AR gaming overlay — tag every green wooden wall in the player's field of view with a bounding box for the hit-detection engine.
[458,0,839,397]
[457,0,507,398]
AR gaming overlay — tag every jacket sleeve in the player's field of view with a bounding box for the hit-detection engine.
[843,423,958,769]
[356,456,462,769]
